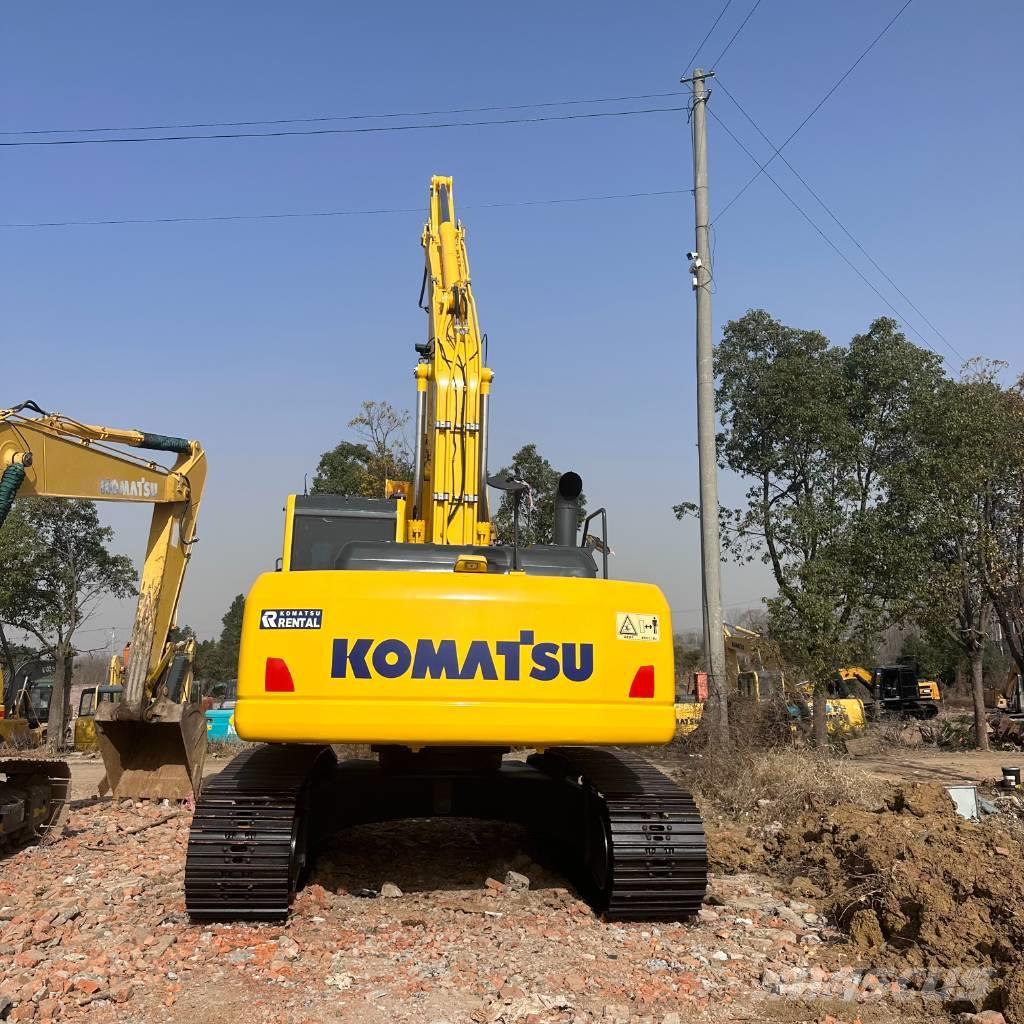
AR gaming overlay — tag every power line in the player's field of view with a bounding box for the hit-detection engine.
[0,104,687,149]
[670,599,767,617]
[713,77,964,362]
[0,188,693,229]
[0,91,688,138]
[709,0,766,68]
[707,106,946,361]
[683,0,736,74]
[714,0,915,223]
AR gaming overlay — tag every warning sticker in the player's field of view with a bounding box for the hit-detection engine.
[616,613,660,642]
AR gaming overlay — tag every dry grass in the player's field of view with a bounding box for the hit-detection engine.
[662,698,890,826]
[690,745,889,825]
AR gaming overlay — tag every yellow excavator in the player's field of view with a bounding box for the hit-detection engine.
[834,664,940,719]
[0,403,207,839]
[0,638,71,850]
[185,176,706,922]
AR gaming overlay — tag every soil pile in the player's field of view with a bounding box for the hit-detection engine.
[709,783,1024,1019]
[777,784,1024,965]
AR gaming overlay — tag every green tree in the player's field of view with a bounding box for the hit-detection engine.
[490,443,587,547]
[197,594,246,683]
[898,629,962,688]
[978,375,1024,682]
[311,440,374,497]
[311,401,412,498]
[904,365,1024,749]
[684,311,944,747]
[217,595,245,673]
[193,637,220,682]
[0,499,136,749]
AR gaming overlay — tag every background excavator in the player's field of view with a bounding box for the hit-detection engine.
[833,664,940,719]
[185,176,707,923]
[0,403,207,848]
[0,633,69,850]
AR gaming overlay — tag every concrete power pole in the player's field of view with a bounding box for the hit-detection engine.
[687,68,729,743]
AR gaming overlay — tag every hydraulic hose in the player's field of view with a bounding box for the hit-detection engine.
[137,433,191,454]
[0,463,25,529]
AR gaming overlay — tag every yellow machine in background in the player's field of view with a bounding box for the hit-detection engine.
[835,664,940,719]
[0,402,207,803]
[986,670,1023,712]
[0,654,48,748]
[185,176,707,924]
[674,632,866,738]
[0,652,70,848]
[73,678,125,752]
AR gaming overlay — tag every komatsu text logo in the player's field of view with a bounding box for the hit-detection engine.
[331,632,593,682]
[99,477,159,499]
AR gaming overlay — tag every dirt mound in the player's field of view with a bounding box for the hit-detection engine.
[777,785,1024,967]
[710,783,1024,1019]
[706,825,767,875]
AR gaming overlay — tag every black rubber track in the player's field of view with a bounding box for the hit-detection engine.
[185,744,705,924]
[531,746,707,922]
[184,744,335,920]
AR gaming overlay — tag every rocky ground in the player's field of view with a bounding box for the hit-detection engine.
[1,796,998,1024]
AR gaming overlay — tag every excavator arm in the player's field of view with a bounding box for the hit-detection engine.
[0,401,208,798]
[407,176,493,547]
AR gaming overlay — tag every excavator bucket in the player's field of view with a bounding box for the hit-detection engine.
[95,703,207,801]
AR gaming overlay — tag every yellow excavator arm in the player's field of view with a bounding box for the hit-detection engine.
[0,401,208,798]
[406,175,493,547]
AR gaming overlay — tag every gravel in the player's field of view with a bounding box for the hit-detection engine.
[0,798,978,1023]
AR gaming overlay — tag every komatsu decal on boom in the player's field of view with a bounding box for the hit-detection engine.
[0,402,207,820]
[185,176,707,922]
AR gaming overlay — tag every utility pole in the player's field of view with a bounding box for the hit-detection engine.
[686,67,729,744]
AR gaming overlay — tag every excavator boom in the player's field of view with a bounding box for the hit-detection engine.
[0,402,208,801]
[407,176,493,547]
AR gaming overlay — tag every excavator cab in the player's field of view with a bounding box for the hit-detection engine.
[73,684,122,751]
[873,664,939,719]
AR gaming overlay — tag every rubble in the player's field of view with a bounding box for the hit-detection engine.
[0,790,987,1023]
[504,871,530,893]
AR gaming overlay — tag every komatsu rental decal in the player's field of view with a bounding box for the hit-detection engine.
[331,631,593,682]
[261,609,323,629]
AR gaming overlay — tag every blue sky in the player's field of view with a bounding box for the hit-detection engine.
[2,1,1021,647]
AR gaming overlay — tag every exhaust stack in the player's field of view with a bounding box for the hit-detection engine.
[553,472,583,547]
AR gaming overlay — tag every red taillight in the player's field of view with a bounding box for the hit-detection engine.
[265,657,295,692]
[628,665,655,699]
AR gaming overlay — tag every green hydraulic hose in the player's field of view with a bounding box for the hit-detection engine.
[138,432,191,454]
[0,463,25,529]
